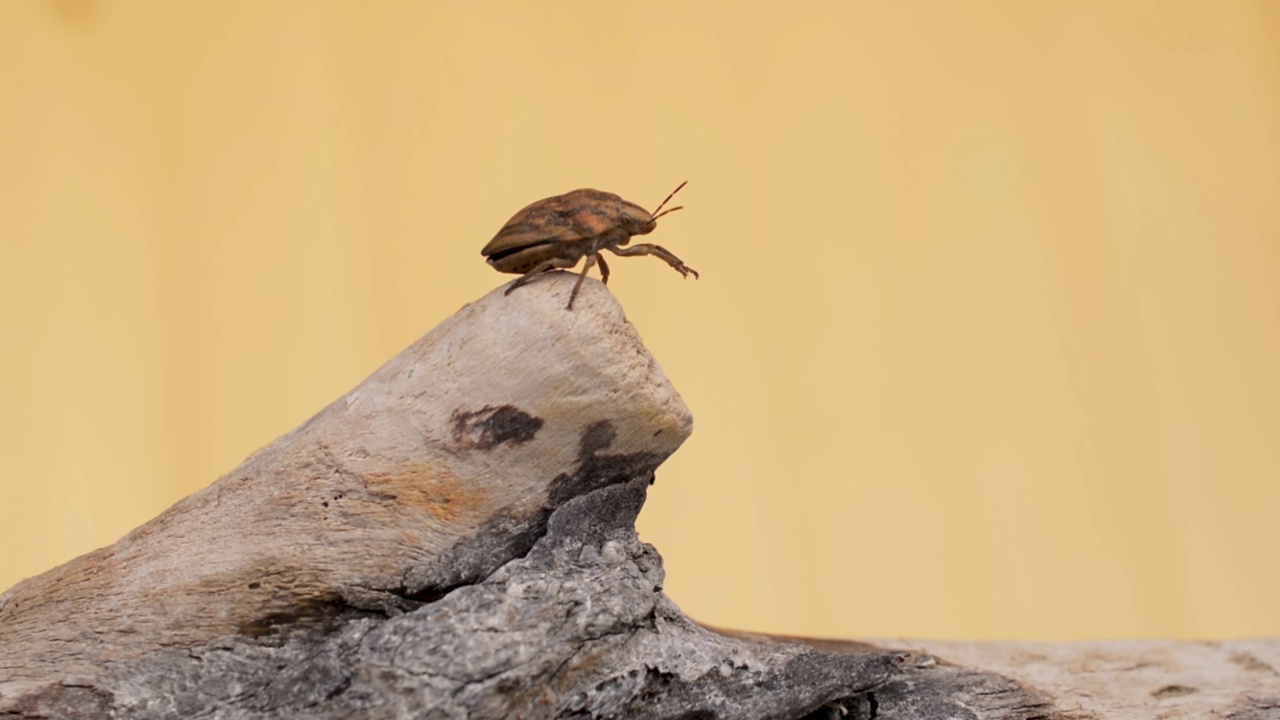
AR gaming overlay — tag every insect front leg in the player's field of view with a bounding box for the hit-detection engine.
[607,243,699,279]
[505,256,579,295]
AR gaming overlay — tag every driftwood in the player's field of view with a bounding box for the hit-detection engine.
[1,272,1276,719]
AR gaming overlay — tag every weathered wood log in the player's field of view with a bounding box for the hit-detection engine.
[1,273,1276,719]
[730,631,1280,719]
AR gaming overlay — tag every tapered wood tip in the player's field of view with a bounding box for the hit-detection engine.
[0,270,692,698]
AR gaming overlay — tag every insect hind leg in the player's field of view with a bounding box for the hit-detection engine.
[607,243,699,279]
[505,256,579,295]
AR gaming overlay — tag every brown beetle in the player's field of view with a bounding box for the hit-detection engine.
[481,181,698,310]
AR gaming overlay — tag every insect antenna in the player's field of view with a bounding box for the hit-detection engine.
[650,180,688,221]
[651,205,684,221]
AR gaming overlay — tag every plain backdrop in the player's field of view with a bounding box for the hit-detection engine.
[2,0,1279,641]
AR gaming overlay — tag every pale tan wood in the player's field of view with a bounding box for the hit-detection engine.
[711,626,1280,717]
[889,637,1280,719]
[0,272,692,701]
[2,273,1275,719]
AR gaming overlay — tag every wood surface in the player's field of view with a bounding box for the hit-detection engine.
[1,273,1274,719]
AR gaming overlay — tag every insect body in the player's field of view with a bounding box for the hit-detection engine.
[481,182,698,310]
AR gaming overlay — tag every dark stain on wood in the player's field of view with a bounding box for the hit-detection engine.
[238,594,375,638]
[1152,684,1199,699]
[548,420,664,505]
[579,420,617,457]
[451,405,544,451]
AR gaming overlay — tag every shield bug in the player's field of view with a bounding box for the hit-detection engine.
[481,181,698,310]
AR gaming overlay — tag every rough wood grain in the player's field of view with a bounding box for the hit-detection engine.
[882,637,1280,719]
[723,630,1280,719]
[1,274,693,701]
[1,272,1274,719]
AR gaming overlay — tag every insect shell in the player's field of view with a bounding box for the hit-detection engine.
[481,181,698,310]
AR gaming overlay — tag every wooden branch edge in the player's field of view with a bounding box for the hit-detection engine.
[1,274,1276,719]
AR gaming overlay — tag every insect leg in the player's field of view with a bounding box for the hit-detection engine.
[567,253,598,310]
[505,256,579,295]
[596,254,611,285]
[607,243,699,279]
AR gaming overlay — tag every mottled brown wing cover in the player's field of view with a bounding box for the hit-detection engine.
[481,189,625,258]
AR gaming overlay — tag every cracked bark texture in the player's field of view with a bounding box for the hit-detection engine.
[1,273,1276,719]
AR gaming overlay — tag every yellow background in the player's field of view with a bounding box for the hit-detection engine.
[3,0,1279,641]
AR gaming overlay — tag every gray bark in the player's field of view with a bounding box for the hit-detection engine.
[1,273,1275,719]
